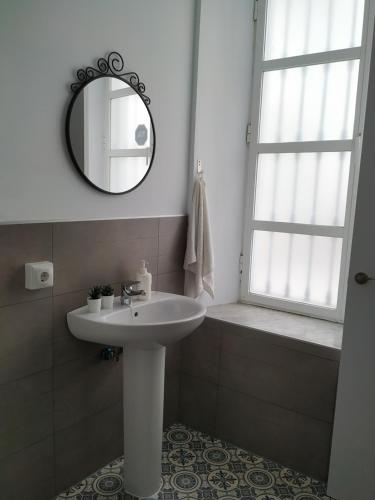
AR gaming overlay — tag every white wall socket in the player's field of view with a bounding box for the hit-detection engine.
[25,261,54,290]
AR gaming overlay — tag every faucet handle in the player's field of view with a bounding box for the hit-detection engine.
[121,280,140,289]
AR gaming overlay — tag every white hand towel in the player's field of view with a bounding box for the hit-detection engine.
[184,175,214,298]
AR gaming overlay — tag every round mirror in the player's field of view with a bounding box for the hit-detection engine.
[66,76,155,194]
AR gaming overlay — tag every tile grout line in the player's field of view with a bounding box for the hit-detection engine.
[176,340,184,424]
[180,370,334,426]
[219,346,339,374]
[0,293,53,310]
[0,433,55,462]
[53,401,123,436]
[156,217,160,284]
[51,222,58,496]
[213,328,223,436]
[0,367,53,389]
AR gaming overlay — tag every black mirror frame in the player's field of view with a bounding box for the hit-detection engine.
[65,52,156,195]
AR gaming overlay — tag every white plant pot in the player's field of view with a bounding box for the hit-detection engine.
[102,295,114,310]
[87,297,101,313]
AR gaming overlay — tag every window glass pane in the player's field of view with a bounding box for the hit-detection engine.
[110,157,149,192]
[264,0,365,60]
[254,152,350,226]
[111,95,151,149]
[259,60,359,143]
[250,231,342,308]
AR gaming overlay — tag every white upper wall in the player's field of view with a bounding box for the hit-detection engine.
[0,0,195,223]
[190,0,254,304]
[0,0,254,305]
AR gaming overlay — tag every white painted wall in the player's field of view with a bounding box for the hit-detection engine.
[0,0,254,306]
[0,0,195,223]
[190,0,254,304]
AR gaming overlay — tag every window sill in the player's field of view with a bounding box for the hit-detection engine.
[206,303,342,358]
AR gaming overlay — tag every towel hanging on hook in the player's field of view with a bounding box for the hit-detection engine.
[184,160,214,299]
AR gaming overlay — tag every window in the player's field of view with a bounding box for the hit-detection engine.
[109,79,153,192]
[83,78,153,193]
[241,0,374,321]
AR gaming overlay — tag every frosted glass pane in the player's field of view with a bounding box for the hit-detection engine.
[110,157,149,193]
[259,60,359,143]
[250,231,342,308]
[254,152,350,226]
[111,95,151,149]
[264,0,365,60]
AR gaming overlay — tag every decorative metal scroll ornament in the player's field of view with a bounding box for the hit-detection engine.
[70,51,150,105]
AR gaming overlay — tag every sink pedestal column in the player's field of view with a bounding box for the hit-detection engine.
[122,345,166,497]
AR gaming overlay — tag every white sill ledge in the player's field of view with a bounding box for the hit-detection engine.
[206,303,343,352]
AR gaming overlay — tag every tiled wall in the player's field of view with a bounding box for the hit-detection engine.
[0,215,339,498]
[0,216,186,500]
[179,317,340,481]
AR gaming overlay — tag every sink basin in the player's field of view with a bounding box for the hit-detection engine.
[67,291,206,498]
[67,291,205,349]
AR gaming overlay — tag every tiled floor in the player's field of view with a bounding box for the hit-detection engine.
[55,423,332,500]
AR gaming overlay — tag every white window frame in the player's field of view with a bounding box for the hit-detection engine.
[108,84,153,159]
[241,0,375,322]
[108,83,152,190]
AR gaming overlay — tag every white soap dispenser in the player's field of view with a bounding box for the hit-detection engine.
[136,260,152,301]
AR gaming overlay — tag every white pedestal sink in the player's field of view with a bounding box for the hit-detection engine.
[67,292,206,497]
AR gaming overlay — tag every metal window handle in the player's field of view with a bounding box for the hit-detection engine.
[354,272,375,285]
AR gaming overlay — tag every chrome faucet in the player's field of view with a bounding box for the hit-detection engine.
[120,280,145,306]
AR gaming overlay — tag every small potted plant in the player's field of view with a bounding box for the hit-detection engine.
[101,284,114,309]
[87,285,102,313]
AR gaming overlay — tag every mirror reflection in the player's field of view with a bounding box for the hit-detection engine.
[68,76,155,194]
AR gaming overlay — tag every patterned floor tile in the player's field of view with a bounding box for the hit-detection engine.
[55,423,332,500]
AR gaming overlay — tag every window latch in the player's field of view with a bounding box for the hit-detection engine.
[253,0,258,22]
[239,253,244,279]
[246,123,251,144]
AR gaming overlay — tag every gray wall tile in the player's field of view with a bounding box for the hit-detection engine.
[53,290,102,365]
[54,355,122,431]
[55,404,123,494]
[54,219,159,246]
[0,223,52,307]
[0,370,53,459]
[166,342,181,375]
[180,324,221,382]
[0,437,54,500]
[216,387,332,480]
[0,298,52,384]
[158,253,186,276]
[179,317,339,481]
[159,216,187,238]
[156,271,185,294]
[53,219,159,295]
[220,346,338,422]
[221,325,339,366]
[164,374,180,429]
[54,240,158,295]
[179,374,218,436]
[158,216,187,275]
